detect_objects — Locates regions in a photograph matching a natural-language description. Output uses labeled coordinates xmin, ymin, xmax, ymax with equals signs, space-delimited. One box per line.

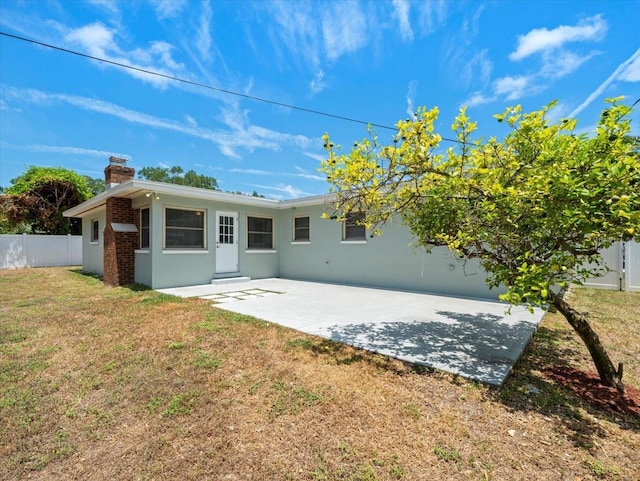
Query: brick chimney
xmin=103 ymin=156 xmax=138 ymax=286
xmin=105 ymin=156 xmax=135 ymax=189
xmin=103 ymin=197 xmax=137 ymax=286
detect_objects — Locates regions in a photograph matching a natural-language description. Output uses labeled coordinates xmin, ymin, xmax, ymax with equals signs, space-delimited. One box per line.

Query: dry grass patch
xmin=1 ymin=268 xmax=638 ymax=480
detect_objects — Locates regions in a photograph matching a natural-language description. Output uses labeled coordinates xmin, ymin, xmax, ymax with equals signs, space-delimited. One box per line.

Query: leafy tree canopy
xmin=138 ymin=166 xmax=219 ymax=190
xmin=1 ymin=166 xmax=93 ymax=234
xmin=320 ymin=97 xmax=639 ymax=392
xmin=84 ymin=175 xmax=106 ymax=196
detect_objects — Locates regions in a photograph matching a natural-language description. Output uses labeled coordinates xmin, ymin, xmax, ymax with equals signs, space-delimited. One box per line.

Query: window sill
xmin=162 ymin=250 xmax=209 ymax=254
xmin=135 ymin=249 xmax=149 ymax=254
xmin=340 ymin=240 xmax=367 ymax=245
xmin=90 ymin=241 xmax=99 ymax=245
xmin=245 ymin=249 xmax=277 ymax=254
xmin=291 ymin=241 xmax=311 ymax=245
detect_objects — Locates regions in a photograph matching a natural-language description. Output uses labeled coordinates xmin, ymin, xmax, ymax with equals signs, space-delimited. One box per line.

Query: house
xmin=64 ymin=157 xmax=499 ymax=299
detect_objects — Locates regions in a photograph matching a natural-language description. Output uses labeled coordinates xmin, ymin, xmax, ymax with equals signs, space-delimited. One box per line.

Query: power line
xmin=1 ymin=31 xmax=405 ymax=131
xmin=5 ymin=31 xmax=635 ymax=147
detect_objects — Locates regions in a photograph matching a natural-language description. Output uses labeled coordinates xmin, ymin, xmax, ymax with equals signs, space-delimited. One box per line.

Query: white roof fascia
xmin=64 ymin=179 xmax=337 ymax=218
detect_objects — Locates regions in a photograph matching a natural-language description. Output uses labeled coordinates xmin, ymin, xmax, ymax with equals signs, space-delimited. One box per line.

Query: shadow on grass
xmin=68 ymin=268 xmax=102 ymax=281
xmin=493 ymin=325 xmax=639 ymax=451
xmin=290 ymin=318 xmax=638 ymax=450
xmin=286 ymin=336 xmax=411 ymax=373
xmin=67 ymin=269 xmax=181 ymax=306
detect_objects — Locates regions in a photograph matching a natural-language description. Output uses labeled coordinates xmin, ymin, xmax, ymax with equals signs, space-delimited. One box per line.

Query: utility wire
xmin=2 ymin=31 xmax=636 ymax=147
xmin=0 ymin=31 xmax=406 ymax=132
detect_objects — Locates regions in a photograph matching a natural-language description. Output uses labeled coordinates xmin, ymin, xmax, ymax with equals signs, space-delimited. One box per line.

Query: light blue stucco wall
xmin=132 ymin=197 xmax=152 ymax=287
xmin=82 ymin=210 xmax=105 ymax=275
xmin=145 ymin=195 xmax=280 ymax=289
xmin=81 ymin=192 xmax=502 ymax=299
xmin=277 ymin=204 xmax=501 ymax=299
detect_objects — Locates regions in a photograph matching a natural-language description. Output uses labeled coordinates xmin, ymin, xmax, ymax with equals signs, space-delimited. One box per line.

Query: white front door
xmin=215 ymin=211 xmax=239 ymax=274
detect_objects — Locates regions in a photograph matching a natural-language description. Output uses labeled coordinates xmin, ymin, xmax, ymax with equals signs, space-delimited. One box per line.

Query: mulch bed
xmin=546 ymin=364 xmax=640 ymax=418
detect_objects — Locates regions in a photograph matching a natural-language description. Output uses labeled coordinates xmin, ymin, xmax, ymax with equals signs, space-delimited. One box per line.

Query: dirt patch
xmin=546 ymin=364 xmax=640 ymax=418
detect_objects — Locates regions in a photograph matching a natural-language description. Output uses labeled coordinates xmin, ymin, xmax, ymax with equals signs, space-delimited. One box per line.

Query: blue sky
xmin=1 ymin=0 xmax=639 ymax=199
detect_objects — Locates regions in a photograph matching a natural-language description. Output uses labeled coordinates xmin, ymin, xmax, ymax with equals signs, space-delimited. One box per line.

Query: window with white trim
xmin=247 ymin=216 xmax=273 ymax=250
xmin=140 ymin=208 xmax=150 ymax=249
xmin=91 ymin=220 xmax=99 ymax=243
xmin=164 ymin=207 xmax=205 ymax=249
xmin=343 ymin=212 xmax=366 ymax=241
xmin=293 ymin=216 xmax=310 ymax=242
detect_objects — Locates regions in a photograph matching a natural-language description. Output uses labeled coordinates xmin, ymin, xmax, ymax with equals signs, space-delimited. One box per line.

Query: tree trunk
xmin=550 ymin=291 xmax=624 ymax=393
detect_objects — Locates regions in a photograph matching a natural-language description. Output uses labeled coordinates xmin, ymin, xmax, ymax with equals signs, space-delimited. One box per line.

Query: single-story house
xmin=64 ymin=157 xmax=500 ymax=299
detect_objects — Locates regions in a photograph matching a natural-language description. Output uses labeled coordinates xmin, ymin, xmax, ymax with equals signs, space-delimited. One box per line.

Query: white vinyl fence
xmin=0 ymin=234 xmax=82 ymax=269
xmin=625 ymin=241 xmax=640 ymax=292
xmin=583 ymin=241 xmax=640 ymax=292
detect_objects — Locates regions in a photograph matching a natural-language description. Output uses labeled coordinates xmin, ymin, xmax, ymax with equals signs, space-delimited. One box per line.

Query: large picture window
xmin=247 ymin=216 xmax=273 ymax=250
xmin=343 ymin=212 xmax=366 ymax=241
xmin=164 ymin=207 xmax=205 ymax=249
xmin=293 ymin=216 xmax=310 ymax=242
xmin=140 ymin=208 xmax=150 ymax=249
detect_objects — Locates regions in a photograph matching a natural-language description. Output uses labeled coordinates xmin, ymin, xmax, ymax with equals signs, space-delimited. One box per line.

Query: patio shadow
xmin=317 ymin=310 xmax=539 ymax=386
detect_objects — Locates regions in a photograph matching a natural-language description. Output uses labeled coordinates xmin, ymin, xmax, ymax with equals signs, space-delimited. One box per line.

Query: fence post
xmin=22 ymin=233 xmax=28 ymax=267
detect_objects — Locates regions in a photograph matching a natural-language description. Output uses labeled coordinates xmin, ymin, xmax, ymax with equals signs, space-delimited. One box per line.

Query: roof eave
xmin=64 ymin=179 xmax=335 ymax=218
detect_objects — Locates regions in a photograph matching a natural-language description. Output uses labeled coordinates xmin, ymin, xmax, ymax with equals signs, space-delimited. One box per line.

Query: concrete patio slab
xmin=158 ymin=279 xmax=545 ymax=386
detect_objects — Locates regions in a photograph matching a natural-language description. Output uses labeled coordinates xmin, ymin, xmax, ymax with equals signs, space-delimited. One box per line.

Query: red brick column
xmin=103 ymin=197 xmax=137 ymax=286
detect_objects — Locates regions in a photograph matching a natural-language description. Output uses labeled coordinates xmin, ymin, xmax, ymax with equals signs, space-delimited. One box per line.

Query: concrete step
xmin=210 ymin=276 xmax=251 ymax=286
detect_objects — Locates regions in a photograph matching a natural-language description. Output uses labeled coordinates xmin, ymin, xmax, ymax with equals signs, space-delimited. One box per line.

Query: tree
xmin=138 ymin=166 xmax=219 ymax=190
xmin=84 ymin=175 xmax=106 ymax=196
xmin=320 ymin=98 xmax=639 ymax=392
xmin=1 ymin=166 xmax=92 ymax=234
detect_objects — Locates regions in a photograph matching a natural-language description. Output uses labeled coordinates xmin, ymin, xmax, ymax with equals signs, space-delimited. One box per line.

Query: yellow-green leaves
xmin=319 ymin=99 xmax=639 ymax=309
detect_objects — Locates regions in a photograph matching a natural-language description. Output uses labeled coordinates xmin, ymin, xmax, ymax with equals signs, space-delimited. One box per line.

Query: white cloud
xmin=65 ymin=22 xmax=114 ymax=57
xmin=510 ymin=15 xmax=607 ymax=61
xmin=195 ymin=0 xmax=213 ymax=62
xmin=2 ymin=142 xmax=130 ymax=159
xmin=541 ymin=49 xmax=599 ymax=79
xmin=570 ymin=47 xmax=640 ymax=118
xmin=86 ymin=0 xmax=119 ymax=15
xmin=264 ymin=2 xmax=322 ymax=71
xmin=461 ymin=49 xmax=492 ymax=87
xmin=150 ymin=0 xmax=188 ymax=20
xmin=494 ymin=75 xmax=536 ymax=101
xmin=416 ymin=0 xmax=447 ymax=36
xmin=230 ymin=168 xmax=273 ymax=176
xmin=251 ymin=183 xmax=314 ymax=199
xmin=184 ymin=114 xmax=198 ymax=127
xmin=302 ymin=151 xmax=326 ymax=162
xmin=406 ymin=80 xmax=418 ymax=118
xmin=392 ymin=0 xmax=414 ymax=42
xmin=228 ymin=166 xmax=324 ymax=182
xmin=322 ymin=2 xmax=368 ymax=61
xmin=619 ymin=52 xmax=640 ymax=82
xmin=293 ymin=172 xmax=325 ymax=181
xmin=5 ymin=86 xmax=313 ymax=159
xmin=444 ymin=6 xmax=490 ymax=89
xmin=64 ymin=22 xmax=185 ymax=88
xmin=463 ymin=91 xmax=495 ymax=108
xmin=310 ymin=70 xmax=327 ymax=95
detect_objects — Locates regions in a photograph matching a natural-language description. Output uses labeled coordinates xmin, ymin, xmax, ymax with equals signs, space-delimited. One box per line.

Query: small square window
xmin=343 ymin=212 xmax=366 ymax=241
xmin=91 ymin=220 xmax=99 ymax=243
xmin=293 ymin=216 xmax=310 ymax=242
